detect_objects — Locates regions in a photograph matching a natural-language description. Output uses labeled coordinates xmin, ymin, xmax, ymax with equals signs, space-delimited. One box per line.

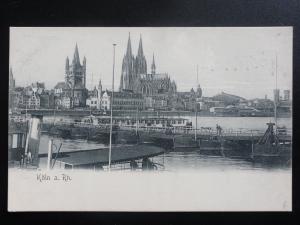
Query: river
xmin=38 ymin=116 xmax=292 ymax=171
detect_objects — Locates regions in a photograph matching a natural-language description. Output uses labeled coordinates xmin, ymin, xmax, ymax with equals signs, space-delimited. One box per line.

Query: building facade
xmin=100 ymin=90 xmax=144 ymax=111
xmin=86 ymin=79 xmax=103 ymax=109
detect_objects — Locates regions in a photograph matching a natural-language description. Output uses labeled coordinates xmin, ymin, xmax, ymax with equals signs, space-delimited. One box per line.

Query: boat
xmin=198 ymin=136 xmax=223 ymax=156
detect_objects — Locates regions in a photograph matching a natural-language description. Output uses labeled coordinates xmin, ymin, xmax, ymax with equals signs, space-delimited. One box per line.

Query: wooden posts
xmin=47 ymin=139 xmax=53 ymax=170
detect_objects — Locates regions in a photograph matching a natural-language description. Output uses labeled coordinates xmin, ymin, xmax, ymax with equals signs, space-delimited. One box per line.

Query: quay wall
xmin=19 ymin=109 xmax=285 ymax=118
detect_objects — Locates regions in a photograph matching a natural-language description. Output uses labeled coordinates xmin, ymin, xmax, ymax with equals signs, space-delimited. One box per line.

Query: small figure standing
xmin=216 ymin=124 xmax=222 ymax=136
xmin=20 ymin=154 xmax=24 ymax=168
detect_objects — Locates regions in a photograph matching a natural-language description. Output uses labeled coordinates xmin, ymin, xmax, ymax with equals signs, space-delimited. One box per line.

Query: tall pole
xmin=275 ymin=53 xmax=278 ymax=134
xmin=136 ymin=107 xmax=139 ymax=135
xmin=195 ymin=65 xmax=199 ymax=141
xmin=197 ymin=64 xmax=199 ymax=84
xmin=109 ymin=44 xmax=116 ymax=171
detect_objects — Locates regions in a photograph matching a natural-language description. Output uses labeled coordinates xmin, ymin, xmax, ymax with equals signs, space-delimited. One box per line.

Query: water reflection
xmin=40 ymin=134 xmax=291 ymax=172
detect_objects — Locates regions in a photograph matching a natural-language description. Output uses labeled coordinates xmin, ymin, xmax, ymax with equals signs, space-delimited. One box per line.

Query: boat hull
xmin=252 ymin=144 xmax=291 ymax=165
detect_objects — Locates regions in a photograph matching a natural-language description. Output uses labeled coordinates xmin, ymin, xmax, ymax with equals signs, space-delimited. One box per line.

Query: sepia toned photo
xmin=8 ymin=27 xmax=292 ymax=211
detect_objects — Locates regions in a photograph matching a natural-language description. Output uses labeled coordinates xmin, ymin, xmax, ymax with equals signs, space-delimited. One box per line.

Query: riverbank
xmin=19 ymin=108 xmax=291 ymax=118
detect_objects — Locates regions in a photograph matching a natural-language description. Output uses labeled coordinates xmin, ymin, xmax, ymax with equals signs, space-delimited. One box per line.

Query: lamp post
xmin=108 ymin=44 xmax=116 ymax=171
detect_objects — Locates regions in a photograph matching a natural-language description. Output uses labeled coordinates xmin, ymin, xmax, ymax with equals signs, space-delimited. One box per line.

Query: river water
xmin=39 ymin=116 xmax=292 ymax=171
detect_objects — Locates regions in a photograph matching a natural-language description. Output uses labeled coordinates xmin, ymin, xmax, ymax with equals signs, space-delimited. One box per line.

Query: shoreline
xmin=17 ymin=109 xmax=291 ymax=118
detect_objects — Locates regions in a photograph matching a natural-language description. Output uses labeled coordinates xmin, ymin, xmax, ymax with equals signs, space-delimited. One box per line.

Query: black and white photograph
xmin=8 ymin=27 xmax=292 ymax=211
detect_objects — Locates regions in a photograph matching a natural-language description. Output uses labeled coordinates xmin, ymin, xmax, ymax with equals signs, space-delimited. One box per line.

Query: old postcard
xmin=8 ymin=27 xmax=292 ymax=211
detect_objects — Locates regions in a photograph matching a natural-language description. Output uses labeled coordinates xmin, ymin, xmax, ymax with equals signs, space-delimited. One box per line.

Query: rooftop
xmin=40 ymin=144 xmax=164 ymax=167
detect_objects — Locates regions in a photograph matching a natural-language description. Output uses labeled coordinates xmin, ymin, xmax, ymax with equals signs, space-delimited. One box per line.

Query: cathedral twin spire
xmin=126 ymin=33 xmax=133 ymax=57
xmin=135 ymin=34 xmax=147 ymax=75
xmin=120 ymin=33 xmax=147 ymax=91
xmin=137 ymin=34 xmax=144 ymax=57
xmin=119 ymin=33 xmax=177 ymax=95
xmin=126 ymin=33 xmax=144 ymax=57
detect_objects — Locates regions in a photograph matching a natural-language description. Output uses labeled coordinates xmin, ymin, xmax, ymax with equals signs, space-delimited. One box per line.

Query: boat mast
xmin=194 ymin=64 xmax=198 ymax=141
xmin=108 ymin=44 xmax=116 ymax=171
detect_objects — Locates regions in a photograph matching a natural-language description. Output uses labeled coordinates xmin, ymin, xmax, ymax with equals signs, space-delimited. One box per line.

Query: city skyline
xmin=9 ymin=27 xmax=292 ymax=99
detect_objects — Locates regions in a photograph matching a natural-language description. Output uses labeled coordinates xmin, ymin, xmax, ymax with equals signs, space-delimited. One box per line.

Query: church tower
xmin=65 ymin=43 xmax=86 ymax=89
xmin=64 ymin=43 xmax=87 ymax=107
xmin=119 ymin=33 xmax=136 ymax=91
xmin=135 ymin=35 xmax=147 ymax=75
xmin=83 ymin=56 xmax=86 ymax=88
xmin=151 ymin=53 xmax=156 ymax=75
xmin=9 ymin=67 xmax=15 ymax=91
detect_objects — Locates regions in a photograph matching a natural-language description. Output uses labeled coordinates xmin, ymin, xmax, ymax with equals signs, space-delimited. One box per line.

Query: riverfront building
xmin=100 ymin=90 xmax=144 ymax=111
xmin=86 ymin=79 xmax=144 ymax=111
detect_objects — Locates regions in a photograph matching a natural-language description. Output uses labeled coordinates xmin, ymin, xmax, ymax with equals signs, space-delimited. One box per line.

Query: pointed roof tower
xmin=9 ymin=67 xmax=15 ymax=90
xmin=126 ymin=33 xmax=132 ymax=57
xmin=65 ymin=56 xmax=69 ymax=69
xmin=151 ymin=53 xmax=156 ymax=74
xmin=137 ymin=34 xmax=144 ymax=57
xmin=73 ymin=43 xmax=81 ymax=65
xmin=98 ymin=78 xmax=102 ymax=88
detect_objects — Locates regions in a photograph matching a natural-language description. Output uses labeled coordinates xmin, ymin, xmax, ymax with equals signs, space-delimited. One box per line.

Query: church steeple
xmin=9 ymin=67 xmax=15 ymax=91
xmin=151 ymin=53 xmax=156 ymax=74
xmin=137 ymin=34 xmax=144 ymax=57
xmin=98 ymin=79 xmax=102 ymax=92
xmin=65 ymin=57 xmax=69 ymax=71
xmin=73 ymin=43 xmax=81 ymax=65
xmin=126 ymin=33 xmax=132 ymax=57
xmin=135 ymin=34 xmax=147 ymax=76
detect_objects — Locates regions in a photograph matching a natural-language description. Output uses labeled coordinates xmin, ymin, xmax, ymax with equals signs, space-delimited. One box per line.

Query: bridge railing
xmin=42 ymin=120 xmax=292 ymax=137
xmin=119 ymin=125 xmax=268 ymax=137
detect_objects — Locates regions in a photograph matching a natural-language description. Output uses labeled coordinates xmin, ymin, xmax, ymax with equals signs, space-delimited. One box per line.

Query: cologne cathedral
xmin=119 ymin=34 xmax=177 ymax=96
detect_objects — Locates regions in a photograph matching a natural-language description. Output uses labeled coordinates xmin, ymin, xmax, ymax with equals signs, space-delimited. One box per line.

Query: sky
xmin=9 ymin=27 xmax=292 ymax=100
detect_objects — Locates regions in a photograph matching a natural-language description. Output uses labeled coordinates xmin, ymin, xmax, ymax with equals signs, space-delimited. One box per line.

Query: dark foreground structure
xmin=39 ymin=143 xmax=165 ymax=170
